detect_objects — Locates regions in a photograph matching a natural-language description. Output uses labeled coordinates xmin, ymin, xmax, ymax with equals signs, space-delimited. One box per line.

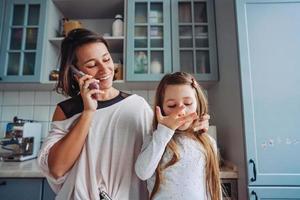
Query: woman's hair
xmin=55 ymin=28 xmax=109 ymax=97
xmin=151 ymin=72 xmax=221 ymax=200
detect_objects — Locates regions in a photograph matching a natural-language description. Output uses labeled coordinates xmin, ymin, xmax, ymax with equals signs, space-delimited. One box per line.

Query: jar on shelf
xmin=112 ymin=14 xmax=124 ymax=37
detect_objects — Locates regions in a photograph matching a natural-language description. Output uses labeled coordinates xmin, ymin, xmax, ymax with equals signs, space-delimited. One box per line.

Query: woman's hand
xmin=76 ymin=74 xmax=102 ymax=112
xmin=192 ymin=114 xmax=210 ymax=133
xmin=156 ymin=106 xmax=198 ymax=131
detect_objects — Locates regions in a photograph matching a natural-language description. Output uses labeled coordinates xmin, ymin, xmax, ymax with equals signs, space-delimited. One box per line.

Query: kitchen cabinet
xmin=171 ymin=0 xmax=218 ymax=81
xmin=126 ymin=0 xmax=218 ymax=81
xmin=249 ymin=187 xmax=300 ymax=200
xmin=43 ymin=179 xmax=55 ymax=200
xmin=44 ymin=0 xmax=125 ymax=83
xmin=0 ymin=178 xmax=43 ymax=200
xmin=0 ymin=0 xmax=4 ymax=48
xmin=0 ymin=0 xmax=47 ymax=82
xmin=235 ymin=0 xmax=300 ymax=198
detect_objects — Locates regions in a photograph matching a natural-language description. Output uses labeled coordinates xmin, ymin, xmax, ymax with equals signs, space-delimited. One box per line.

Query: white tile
xmin=33 ymin=106 xmax=50 ymax=122
xmin=17 ymin=106 xmax=34 ymax=120
xmin=49 ymin=106 xmax=56 ymax=121
xmin=1 ymin=106 xmax=18 ymax=121
xmin=19 ymin=91 xmax=35 ymax=106
xmin=148 ymin=90 xmax=156 ymax=106
xmin=34 ymin=91 xmax=51 ymax=105
xmin=132 ymin=90 xmax=148 ymax=101
xmin=3 ymin=91 xmax=19 ymax=105
xmin=50 ymin=91 xmax=67 ymax=105
xmin=0 ymin=91 xmax=3 ymax=105
xmin=0 ymin=122 xmax=8 ymax=137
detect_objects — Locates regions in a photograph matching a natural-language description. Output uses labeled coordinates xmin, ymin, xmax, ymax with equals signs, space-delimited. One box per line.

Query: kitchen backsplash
xmin=0 ymin=90 xmax=156 ymax=140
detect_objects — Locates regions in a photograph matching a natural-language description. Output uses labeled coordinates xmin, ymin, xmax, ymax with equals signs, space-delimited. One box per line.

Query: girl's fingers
xmin=156 ymin=106 xmax=163 ymax=122
xmin=178 ymin=112 xmax=198 ymax=123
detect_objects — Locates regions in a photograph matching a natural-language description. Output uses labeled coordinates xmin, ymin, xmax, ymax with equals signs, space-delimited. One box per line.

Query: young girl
xmin=135 ymin=72 xmax=221 ymax=200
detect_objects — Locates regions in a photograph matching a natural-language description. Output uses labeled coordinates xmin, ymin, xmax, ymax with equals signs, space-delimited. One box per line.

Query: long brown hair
xmin=55 ymin=28 xmax=109 ymax=97
xmin=151 ymin=72 xmax=221 ymax=200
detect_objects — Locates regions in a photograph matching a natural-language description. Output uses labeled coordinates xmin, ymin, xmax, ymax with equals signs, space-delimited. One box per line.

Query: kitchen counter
xmin=0 ymin=159 xmax=238 ymax=179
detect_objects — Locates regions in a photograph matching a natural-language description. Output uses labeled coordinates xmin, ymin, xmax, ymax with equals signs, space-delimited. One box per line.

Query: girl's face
xmin=162 ymin=84 xmax=198 ymax=131
xmin=76 ymin=42 xmax=114 ymax=90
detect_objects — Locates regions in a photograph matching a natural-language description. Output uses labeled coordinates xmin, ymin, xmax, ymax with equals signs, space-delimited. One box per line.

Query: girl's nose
xmin=177 ymin=105 xmax=186 ymax=117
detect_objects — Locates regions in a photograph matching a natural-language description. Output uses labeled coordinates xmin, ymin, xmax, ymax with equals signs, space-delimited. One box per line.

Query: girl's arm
xmin=135 ymin=124 xmax=174 ymax=180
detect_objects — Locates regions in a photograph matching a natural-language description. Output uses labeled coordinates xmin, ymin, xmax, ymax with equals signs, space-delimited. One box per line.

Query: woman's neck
xmin=96 ymin=87 xmax=119 ymax=101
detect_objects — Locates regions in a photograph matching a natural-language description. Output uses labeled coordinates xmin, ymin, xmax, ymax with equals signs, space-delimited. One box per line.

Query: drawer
xmin=0 ymin=178 xmax=43 ymax=200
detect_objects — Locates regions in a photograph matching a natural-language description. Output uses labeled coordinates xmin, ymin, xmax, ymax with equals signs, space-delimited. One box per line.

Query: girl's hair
xmin=55 ymin=28 xmax=109 ymax=97
xmin=151 ymin=72 xmax=221 ymax=200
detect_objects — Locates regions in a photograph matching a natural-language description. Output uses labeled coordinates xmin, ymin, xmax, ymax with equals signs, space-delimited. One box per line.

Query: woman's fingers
xmin=193 ymin=115 xmax=210 ymax=132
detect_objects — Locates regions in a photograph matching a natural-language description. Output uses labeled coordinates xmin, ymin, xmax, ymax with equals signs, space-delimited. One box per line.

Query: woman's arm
xmin=48 ymin=105 xmax=95 ymax=178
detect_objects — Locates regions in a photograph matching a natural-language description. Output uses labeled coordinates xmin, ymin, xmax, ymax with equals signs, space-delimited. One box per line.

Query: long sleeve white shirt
xmin=135 ymin=124 xmax=217 ymax=200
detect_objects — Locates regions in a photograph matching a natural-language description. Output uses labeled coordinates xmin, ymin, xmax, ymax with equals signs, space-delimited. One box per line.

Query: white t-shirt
xmin=135 ymin=124 xmax=217 ymax=200
xmin=38 ymin=94 xmax=153 ymax=200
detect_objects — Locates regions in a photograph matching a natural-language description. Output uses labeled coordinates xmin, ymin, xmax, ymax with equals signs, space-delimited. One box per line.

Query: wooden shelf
xmin=49 ymin=36 xmax=124 ymax=53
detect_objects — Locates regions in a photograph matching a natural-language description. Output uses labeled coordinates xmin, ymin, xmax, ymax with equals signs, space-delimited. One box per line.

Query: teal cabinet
xmin=126 ymin=0 xmax=218 ymax=81
xmin=126 ymin=0 xmax=172 ymax=81
xmin=171 ymin=0 xmax=218 ymax=81
xmin=0 ymin=0 xmax=46 ymax=82
xmin=0 ymin=178 xmax=43 ymax=200
xmin=43 ymin=179 xmax=56 ymax=200
xmin=249 ymin=187 xmax=300 ymax=200
xmin=0 ymin=0 xmax=4 ymax=48
xmin=235 ymin=0 xmax=300 ymax=197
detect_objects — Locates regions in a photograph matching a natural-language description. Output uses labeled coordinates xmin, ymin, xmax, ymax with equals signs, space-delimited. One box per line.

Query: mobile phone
xmin=70 ymin=65 xmax=100 ymax=98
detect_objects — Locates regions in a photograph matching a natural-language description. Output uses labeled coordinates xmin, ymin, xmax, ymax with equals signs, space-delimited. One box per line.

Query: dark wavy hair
xmin=55 ymin=28 xmax=109 ymax=97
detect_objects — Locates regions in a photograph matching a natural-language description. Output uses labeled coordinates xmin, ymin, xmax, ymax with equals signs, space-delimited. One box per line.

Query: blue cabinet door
xmin=236 ymin=0 xmax=300 ymax=186
xmin=171 ymin=0 xmax=218 ymax=81
xmin=0 ymin=0 xmax=46 ymax=82
xmin=43 ymin=179 xmax=56 ymax=200
xmin=0 ymin=178 xmax=43 ymax=200
xmin=0 ymin=0 xmax=5 ymax=49
xmin=126 ymin=0 xmax=172 ymax=81
xmin=249 ymin=187 xmax=300 ymax=199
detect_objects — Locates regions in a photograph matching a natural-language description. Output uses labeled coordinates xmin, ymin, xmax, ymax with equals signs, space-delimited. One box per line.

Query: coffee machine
xmin=0 ymin=117 xmax=42 ymax=161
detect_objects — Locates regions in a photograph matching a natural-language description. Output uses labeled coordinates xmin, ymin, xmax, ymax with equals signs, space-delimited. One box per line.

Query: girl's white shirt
xmin=135 ymin=124 xmax=217 ymax=200
xmin=38 ymin=94 xmax=153 ymax=200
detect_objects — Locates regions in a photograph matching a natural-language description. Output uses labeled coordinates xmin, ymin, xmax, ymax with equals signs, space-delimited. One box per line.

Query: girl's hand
xmin=156 ymin=106 xmax=198 ymax=131
xmin=76 ymin=74 xmax=102 ymax=112
xmin=192 ymin=114 xmax=210 ymax=133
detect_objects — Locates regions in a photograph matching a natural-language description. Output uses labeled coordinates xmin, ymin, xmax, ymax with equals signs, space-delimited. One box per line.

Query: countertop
xmin=0 ymin=159 xmax=238 ymax=179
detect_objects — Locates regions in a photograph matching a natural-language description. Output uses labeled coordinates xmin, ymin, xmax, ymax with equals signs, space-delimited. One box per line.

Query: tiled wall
xmin=0 ymin=90 xmax=155 ymax=140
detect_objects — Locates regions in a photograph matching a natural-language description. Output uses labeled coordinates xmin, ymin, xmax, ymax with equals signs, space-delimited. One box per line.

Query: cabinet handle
xmin=251 ymin=190 xmax=258 ymax=200
xmin=249 ymin=159 xmax=257 ymax=182
xmin=0 ymin=181 xmax=7 ymax=186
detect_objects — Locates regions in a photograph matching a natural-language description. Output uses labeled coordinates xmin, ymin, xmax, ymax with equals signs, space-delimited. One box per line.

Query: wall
xmin=0 ymin=89 xmax=156 ymax=140
xmin=209 ymin=0 xmax=247 ymax=199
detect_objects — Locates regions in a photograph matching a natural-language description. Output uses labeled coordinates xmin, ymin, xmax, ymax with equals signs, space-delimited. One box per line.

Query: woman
xmin=38 ymin=28 xmax=210 ymax=200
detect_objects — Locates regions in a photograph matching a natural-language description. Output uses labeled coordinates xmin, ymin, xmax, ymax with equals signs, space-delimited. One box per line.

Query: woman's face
xmin=162 ymin=84 xmax=198 ymax=131
xmin=76 ymin=42 xmax=114 ymax=90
